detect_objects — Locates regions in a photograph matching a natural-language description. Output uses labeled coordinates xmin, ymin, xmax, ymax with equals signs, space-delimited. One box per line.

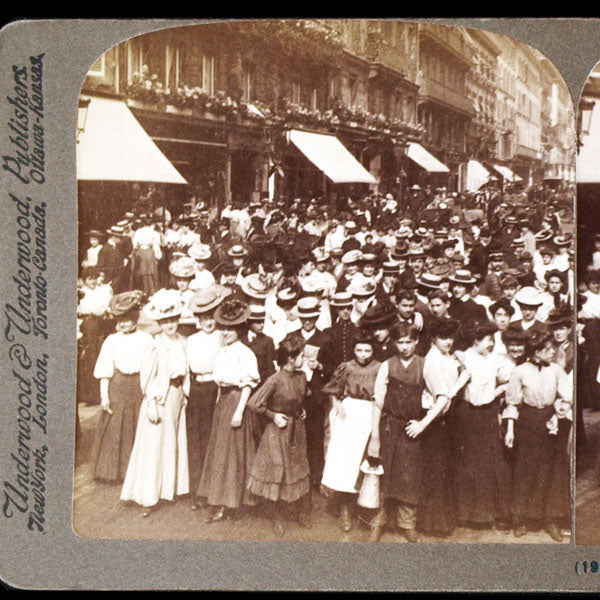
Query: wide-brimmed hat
xmin=416 ymin=273 xmax=444 ymax=289
xmin=410 ymin=184 xmax=421 ymax=191
xmin=359 ymin=302 xmax=397 ymax=328
xmin=539 ymin=244 xmax=556 ymax=256
xmin=188 ymin=243 xmax=212 ymax=261
xmin=511 ymin=237 xmax=525 ymax=248
xmin=169 ymin=256 xmax=196 ymax=279
xmin=277 ymin=283 xmax=302 ymax=304
xmin=330 ymin=292 xmax=353 ymax=307
xmin=294 ymin=297 xmax=321 ymax=319
xmin=144 ymin=288 xmax=184 ymax=321
xmin=553 ymin=235 xmax=571 ymax=247
xmin=342 ymin=250 xmax=363 ymax=265
xmin=514 ymin=286 xmax=544 ymax=307
xmin=361 ymin=253 xmax=377 ymax=264
xmin=348 ymin=281 xmax=377 ymax=299
xmin=241 ymin=273 xmax=276 ymax=299
xmin=489 ymin=252 xmax=504 ymax=262
xmin=546 ymin=305 xmax=572 ymax=327
xmin=190 ymin=285 xmax=232 ymax=314
xmin=312 ymin=247 xmax=330 ymax=263
xmin=536 ymin=230 xmax=553 ymax=243
xmin=109 ymin=290 xmax=145 ymax=318
xmin=227 ymin=244 xmax=248 ymax=258
xmin=215 ymin=298 xmax=251 ymax=326
xmin=86 ymin=229 xmax=106 ymax=241
xmin=449 ymin=269 xmax=476 ymax=285
xmin=431 ymin=260 xmax=452 ymax=278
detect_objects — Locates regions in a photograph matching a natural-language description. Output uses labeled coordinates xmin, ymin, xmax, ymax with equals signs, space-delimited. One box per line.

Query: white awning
xmin=287 ymin=129 xmax=377 ymax=184
xmin=578 ymin=101 xmax=600 ymax=183
xmin=465 ymin=159 xmax=490 ymax=192
xmin=407 ymin=143 xmax=450 ymax=173
xmin=493 ymin=164 xmax=523 ymax=182
xmin=77 ymin=96 xmax=187 ymax=184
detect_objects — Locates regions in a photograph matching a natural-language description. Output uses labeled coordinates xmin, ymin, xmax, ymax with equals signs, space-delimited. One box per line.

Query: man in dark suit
xmin=243 ymin=305 xmax=276 ymax=384
xmin=97 ymin=226 xmax=127 ymax=289
xmin=448 ymin=269 xmax=488 ymax=324
xmin=284 ymin=297 xmax=332 ymax=491
xmin=326 ymin=292 xmax=358 ymax=370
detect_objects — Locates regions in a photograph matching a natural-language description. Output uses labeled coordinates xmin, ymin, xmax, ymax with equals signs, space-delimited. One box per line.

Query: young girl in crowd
xmin=321 ymin=329 xmax=381 ymax=533
xmin=246 ymin=333 xmax=311 ymax=536
xmin=92 ymin=290 xmax=151 ymax=483
xmin=196 ymin=298 xmax=260 ymax=522
xmin=120 ymin=289 xmax=190 ymax=517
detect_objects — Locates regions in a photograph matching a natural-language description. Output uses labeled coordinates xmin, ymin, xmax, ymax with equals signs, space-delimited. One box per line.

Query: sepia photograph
xmin=575 ymin=60 xmax=600 ymax=545
xmin=72 ymin=20 xmax=576 ymax=545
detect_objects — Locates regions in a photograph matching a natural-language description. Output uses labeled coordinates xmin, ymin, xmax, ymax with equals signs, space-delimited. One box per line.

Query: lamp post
xmin=77 ymin=97 xmax=91 ymax=143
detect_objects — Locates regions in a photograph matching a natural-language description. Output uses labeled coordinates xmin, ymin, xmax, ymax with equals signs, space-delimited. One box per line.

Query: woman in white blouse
xmin=196 ymin=298 xmax=261 ymax=522
xmin=120 ymin=289 xmax=190 ymax=517
xmin=453 ymin=321 xmax=512 ymax=530
xmin=91 ymin=291 xmax=151 ymax=483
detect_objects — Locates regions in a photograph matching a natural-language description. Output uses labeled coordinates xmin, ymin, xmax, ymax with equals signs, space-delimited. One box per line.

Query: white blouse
xmin=422 ymin=345 xmax=460 ymax=410
xmin=459 ymin=348 xmax=505 ymax=407
xmin=213 ymin=340 xmax=260 ymax=389
xmin=94 ymin=330 xmax=153 ymax=378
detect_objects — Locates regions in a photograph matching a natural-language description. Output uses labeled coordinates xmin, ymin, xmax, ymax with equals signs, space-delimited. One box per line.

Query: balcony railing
xmin=515 ymin=144 xmax=539 ymax=159
xmin=418 ymin=76 xmax=474 ymax=116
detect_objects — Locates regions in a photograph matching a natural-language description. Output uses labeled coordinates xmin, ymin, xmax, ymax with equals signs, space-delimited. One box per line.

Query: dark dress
xmin=246 ymin=369 xmax=310 ymax=503
xmin=379 ymin=355 xmax=425 ymax=507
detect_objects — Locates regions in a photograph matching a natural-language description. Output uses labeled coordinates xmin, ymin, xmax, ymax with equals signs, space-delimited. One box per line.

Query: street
xmin=74 ymin=404 xmax=568 ymax=544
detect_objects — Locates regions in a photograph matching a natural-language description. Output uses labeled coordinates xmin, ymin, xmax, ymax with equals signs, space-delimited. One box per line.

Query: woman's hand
xmin=405 ymin=419 xmax=426 ymax=439
xmin=101 ymin=395 xmax=113 ymax=415
xmin=367 ymin=435 xmax=380 ymax=458
xmin=273 ymin=413 xmax=288 ymax=429
xmin=147 ymin=398 xmax=160 ymax=424
xmin=504 ymin=428 xmax=514 ymax=448
xmin=231 ymin=411 xmax=243 ymax=428
xmin=298 ymin=408 xmax=307 ymax=422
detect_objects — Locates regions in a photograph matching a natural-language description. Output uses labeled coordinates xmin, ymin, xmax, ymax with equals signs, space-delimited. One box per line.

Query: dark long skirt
xmin=186 ymin=380 xmax=217 ymax=498
xmin=454 ymin=400 xmax=511 ymax=525
xmin=247 ymin=418 xmax=310 ymax=503
xmin=91 ymin=371 xmax=143 ymax=482
xmin=417 ymin=416 xmax=456 ymax=535
xmin=78 ymin=315 xmax=107 ymax=406
xmin=304 ymin=390 xmax=325 ymax=487
xmin=511 ymin=404 xmax=571 ymax=523
xmin=196 ymin=387 xmax=257 ymax=508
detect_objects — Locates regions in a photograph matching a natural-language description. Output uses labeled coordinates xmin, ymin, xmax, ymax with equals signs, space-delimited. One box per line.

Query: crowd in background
xmin=76 ymin=181 xmax=574 ymax=542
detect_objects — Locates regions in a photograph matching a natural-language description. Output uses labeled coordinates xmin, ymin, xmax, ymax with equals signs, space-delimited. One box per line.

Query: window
xmin=88 ymin=54 xmax=106 ymax=77
xmin=126 ymin=39 xmax=143 ymax=85
xmin=292 ymin=81 xmax=301 ymax=104
xmin=179 ymin=45 xmax=214 ymax=94
xmin=203 ymin=55 xmax=215 ymax=95
xmin=311 ymin=88 xmax=318 ymax=111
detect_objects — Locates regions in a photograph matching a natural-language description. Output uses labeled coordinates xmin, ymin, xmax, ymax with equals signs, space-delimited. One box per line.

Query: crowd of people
xmin=76 ymin=182 xmax=574 ymax=542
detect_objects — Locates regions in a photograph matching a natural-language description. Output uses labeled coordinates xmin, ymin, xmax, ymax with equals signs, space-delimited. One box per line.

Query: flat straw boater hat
xmin=144 ymin=288 xmax=185 ymax=321
xmin=342 ymin=249 xmax=363 ymax=265
xmin=248 ymin=304 xmax=267 ymax=321
xmin=169 ymin=256 xmax=196 ymax=279
xmin=188 ymin=243 xmax=212 ymax=261
xmin=227 ymin=244 xmax=248 ymax=258
xmin=214 ymin=298 xmax=251 ymax=326
xmin=109 ymin=290 xmax=145 ymax=318
xmin=294 ymin=296 xmax=321 ymax=319
xmin=348 ymin=280 xmax=377 ymax=299
xmin=106 ymin=225 xmax=128 ymax=238
xmin=449 ymin=269 xmax=477 ymax=285
xmin=190 ymin=284 xmax=232 ymax=314
xmin=416 ymin=273 xmax=444 ymax=289
xmin=330 ymin=291 xmax=353 ymax=307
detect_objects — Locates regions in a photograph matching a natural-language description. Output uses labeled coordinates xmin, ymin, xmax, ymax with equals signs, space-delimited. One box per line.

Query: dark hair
xmin=396 ymin=289 xmax=416 ymax=303
xmin=352 ymin=328 xmax=376 ymax=349
xmin=489 ymin=298 xmax=515 ymax=317
xmin=428 ymin=289 xmax=450 ymax=303
xmin=501 ymin=325 xmax=528 ymax=347
xmin=429 ymin=317 xmax=459 ymax=341
xmin=82 ymin=266 xmax=101 ymax=280
xmin=390 ymin=322 xmax=419 ymax=342
xmin=116 ymin=309 xmax=140 ymax=323
xmin=276 ymin=333 xmax=305 ymax=367
xmin=467 ymin=321 xmax=498 ymax=346
xmin=525 ymin=331 xmax=553 ymax=359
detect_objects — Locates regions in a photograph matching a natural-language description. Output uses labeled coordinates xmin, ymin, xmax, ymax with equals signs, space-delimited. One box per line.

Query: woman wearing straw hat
xmin=185 ymin=285 xmax=231 ymax=510
xmin=120 ymin=289 xmax=190 ymax=517
xmin=196 ymin=298 xmax=261 ymax=522
xmin=91 ymin=291 xmax=151 ymax=483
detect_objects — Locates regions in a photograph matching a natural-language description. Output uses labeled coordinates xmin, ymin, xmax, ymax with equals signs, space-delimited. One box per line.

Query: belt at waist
xmin=170 ymin=375 xmax=184 ymax=388
xmin=192 ymin=373 xmax=214 ymax=383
